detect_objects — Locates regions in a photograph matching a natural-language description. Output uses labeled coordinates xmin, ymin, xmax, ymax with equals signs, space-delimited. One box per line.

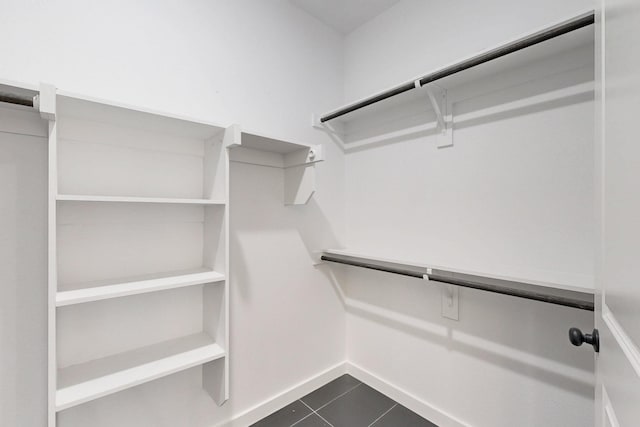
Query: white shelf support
xmin=223 ymin=123 xmax=241 ymax=149
xmin=42 ymin=82 xmax=58 ymax=427
xmin=311 ymin=113 xmax=346 ymax=152
xmin=419 ymin=81 xmax=453 ymax=148
xmin=284 ymin=144 xmax=323 ymax=168
xmin=37 ymin=83 xmax=57 ymax=121
xmin=284 ymin=144 xmax=322 ymax=205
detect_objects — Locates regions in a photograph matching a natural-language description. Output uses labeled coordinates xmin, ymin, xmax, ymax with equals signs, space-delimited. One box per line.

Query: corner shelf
xmin=227 ymin=125 xmax=324 ymax=205
xmin=56 ymin=333 xmax=225 ymax=411
xmin=57 ymin=194 xmax=226 ymax=205
xmin=56 ymin=268 xmax=225 ymax=307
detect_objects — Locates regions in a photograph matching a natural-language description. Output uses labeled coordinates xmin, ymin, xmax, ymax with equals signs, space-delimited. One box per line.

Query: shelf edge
xmin=56 ymin=271 xmax=225 ymax=307
xmin=57 ymin=194 xmax=226 ymax=205
xmin=56 ymin=341 xmax=225 ymax=411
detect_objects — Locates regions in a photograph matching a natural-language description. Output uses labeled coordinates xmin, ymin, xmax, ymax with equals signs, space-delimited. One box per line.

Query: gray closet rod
xmin=0 ymin=93 xmax=34 ymax=107
xmin=320 ymin=10 xmax=595 ymax=123
xmin=321 ymin=254 xmax=595 ymax=311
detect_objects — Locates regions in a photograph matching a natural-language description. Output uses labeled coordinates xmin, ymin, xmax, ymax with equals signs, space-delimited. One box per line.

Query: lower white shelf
xmin=322 ymin=249 xmax=594 ymax=310
xmin=56 ymin=268 xmax=225 ymax=307
xmin=56 ymin=333 xmax=225 ymax=411
xmin=57 ymin=194 xmax=226 ymax=205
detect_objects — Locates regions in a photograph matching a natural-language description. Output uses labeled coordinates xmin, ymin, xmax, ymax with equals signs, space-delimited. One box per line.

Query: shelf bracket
xmin=416 ymin=81 xmax=453 ymax=148
xmin=223 ymin=124 xmax=241 ymax=149
xmin=36 ymin=83 xmax=56 ymax=121
xmin=283 ymin=144 xmax=323 ymax=206
xmin=311 ymin=113 xmax=346 ymax=152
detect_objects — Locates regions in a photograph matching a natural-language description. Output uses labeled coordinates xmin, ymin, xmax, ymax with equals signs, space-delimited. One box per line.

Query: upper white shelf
xmin=240 ymin=130 xmax=316 ymax=154
xmin=57 ymin=91 xmax=225 ymax=140
xmin=56 ymin=333 xmax=225 ymax=411
xmin=55 ymin=91 xmax=231 ymax=202
xmin=227 ymin=125 xmax=325 ymax=205
xmin=57 ymin=268 xmax=225 ymax=307
xmin=229 ymin=127 xmax=324 ymax=168
xmin=57 ymin=194 xmax=226 ymax=205
xmin=317 ymin=12 xmax=594 ymax=125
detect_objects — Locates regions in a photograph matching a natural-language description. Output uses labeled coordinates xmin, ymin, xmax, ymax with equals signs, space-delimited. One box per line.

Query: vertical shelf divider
xmin=41 ymin=83 xmax=58 ymax=427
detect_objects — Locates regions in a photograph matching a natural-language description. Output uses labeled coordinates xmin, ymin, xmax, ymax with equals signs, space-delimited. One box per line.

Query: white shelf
xmin=239 ymin=129 xmax=316 ymax=155
xmin=227 ymin=125 xmax=324 ymax=205
xmin=57 ymin=194 xmax=226 ymax=205
xmin=57 ymin=268 xmax=225 ymax=307
xmin=323 ymin=249 xmax=595 ymax=296
xmin=229 ymin=128 xmax=323 ymax=169
xmin=56 ymin=333 xmax=225 ymax=411
xmin=57 ymin=91 xmax=226 ymax=140
xmin=318 ymin=14 xmax=594 ymax=125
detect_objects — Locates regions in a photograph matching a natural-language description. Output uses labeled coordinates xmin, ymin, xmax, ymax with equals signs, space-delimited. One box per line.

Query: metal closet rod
xmin=320 ymin=254 xmax=595 ymax=311
xmin=320 ymin=10 xmax=595 ymax=123
xmin=0 ymin=93 xmax=34 ymax=107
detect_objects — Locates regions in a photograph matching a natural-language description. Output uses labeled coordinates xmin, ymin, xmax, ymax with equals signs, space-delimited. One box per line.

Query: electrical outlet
xmin=441 ymin=284 xmax=459 ymax=320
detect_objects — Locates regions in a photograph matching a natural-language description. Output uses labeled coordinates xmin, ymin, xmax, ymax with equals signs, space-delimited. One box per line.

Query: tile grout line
xmin=288 ymin=380 xmax=362 ymax=427
xmin=314 ymin=382 xmax=363 ymax=412
xmin=299 ymin=399 xmax=336 ymax=427
xmin=367 ymin=403 xmax=398 ymax=427
xmin=289 ymin=411 xmax=317 ymax=427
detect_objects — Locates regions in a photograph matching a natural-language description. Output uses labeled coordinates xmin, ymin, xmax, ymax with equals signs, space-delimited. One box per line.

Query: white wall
xmin=338 ymin=1 xmax=596 ymax=426
xmin=0 ymin=105 xmax=49 ymax=426
xmin=0 ymin=1 xmax=346 ymax=426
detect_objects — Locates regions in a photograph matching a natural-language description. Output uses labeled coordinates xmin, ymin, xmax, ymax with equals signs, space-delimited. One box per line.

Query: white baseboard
xmin=219 ymin=361 xmax=470 ymax=427
xmin=346 ymin=362 xmax=471 ymax=427
xmin=220 ymin=362 xmax=347 ymax=427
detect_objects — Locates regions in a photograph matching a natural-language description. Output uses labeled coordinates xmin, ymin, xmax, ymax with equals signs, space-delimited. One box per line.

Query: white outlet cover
xmin=441 ymin=284 xmax=459 ymax=321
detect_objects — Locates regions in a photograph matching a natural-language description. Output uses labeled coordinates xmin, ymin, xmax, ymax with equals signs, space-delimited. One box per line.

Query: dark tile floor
xmin=251 ymin=374 xmax=438 ymax=427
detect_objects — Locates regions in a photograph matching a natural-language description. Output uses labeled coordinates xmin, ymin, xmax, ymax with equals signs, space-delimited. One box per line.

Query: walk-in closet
xmin=1 ymin=1 xmax=639 ymax=426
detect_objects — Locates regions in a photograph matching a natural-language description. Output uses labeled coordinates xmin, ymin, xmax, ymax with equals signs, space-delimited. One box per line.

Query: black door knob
xmin=569 ymin=327 xmax=599 ymax=353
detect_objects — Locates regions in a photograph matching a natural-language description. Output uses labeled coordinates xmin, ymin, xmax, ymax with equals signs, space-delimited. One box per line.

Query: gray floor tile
xmin=250 ymin=400 xmax=311 ymax=427
xmin=301 ymin=374 xmax=362 ymax=410
xmin=371 ymin=404 xmax=438 ymax=427
xmin=293 ymin=413 xmax=331 ymax=427
xmin=317 ymin=383 xmax=395 ymax=427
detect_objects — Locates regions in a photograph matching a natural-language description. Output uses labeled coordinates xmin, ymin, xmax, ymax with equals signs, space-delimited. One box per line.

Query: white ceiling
xmin=291 ymin=0 xmax=402 ymax=34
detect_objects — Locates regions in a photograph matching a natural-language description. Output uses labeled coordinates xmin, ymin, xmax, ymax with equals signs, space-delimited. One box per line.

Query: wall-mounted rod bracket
xmin=416 ymin=81 xmax=453 ymax=148
xmin=420 ymin=82 xmax=446 ymax=131
xmin=311 ymin=113 xmax=346 ymax=152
